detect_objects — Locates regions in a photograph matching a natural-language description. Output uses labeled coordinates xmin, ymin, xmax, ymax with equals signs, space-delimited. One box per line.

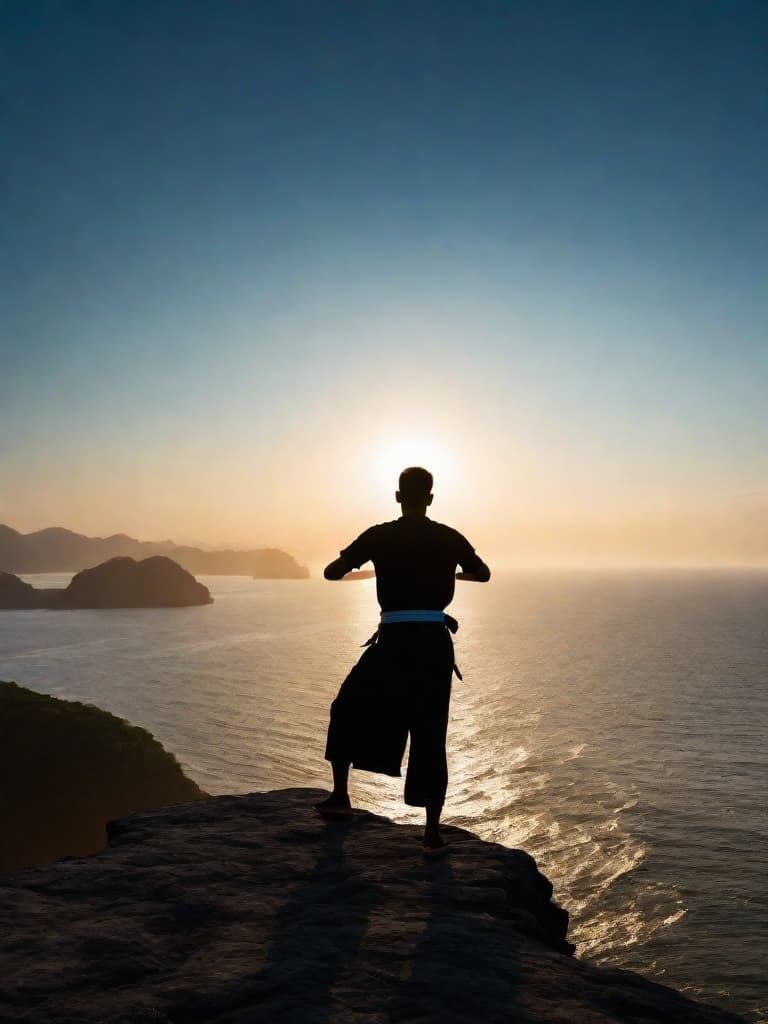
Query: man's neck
xmin=399 ymin=505 xmax=429 ymax=519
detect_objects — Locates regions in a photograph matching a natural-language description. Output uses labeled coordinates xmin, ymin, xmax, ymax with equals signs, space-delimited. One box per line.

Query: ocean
xmin=1 ymin=570 xmax=766 ymax=1022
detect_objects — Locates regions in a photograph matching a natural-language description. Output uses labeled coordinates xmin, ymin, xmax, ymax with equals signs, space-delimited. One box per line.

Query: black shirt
xmin=339 ymin=517 xmax=485 ymax=612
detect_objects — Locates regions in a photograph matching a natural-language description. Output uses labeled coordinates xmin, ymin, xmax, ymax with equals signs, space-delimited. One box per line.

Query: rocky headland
xmin=0 ymin=524 xmax=309 ymax=578
xmin=0 ymin=556 xmax=212 ymax=609
xmin=0 ymin=786 xmax=747 ymax=1023
xmin=0 ymin=682 xmax=208 ymax=872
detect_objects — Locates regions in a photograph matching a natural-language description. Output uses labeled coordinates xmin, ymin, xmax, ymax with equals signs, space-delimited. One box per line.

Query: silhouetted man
xmin=316 ymin=466 xmax=491 ymax=856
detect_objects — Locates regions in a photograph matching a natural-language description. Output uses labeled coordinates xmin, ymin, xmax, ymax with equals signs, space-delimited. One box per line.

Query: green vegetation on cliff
xmin=0 ymin=682 xmax=207 ymax=872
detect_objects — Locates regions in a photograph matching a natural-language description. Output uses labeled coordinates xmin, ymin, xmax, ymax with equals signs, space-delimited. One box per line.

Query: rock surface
xmin=0 ymin=682 xmax=208 ymax=872
xmin=0 ymin=788 xmax=747 ymax=1023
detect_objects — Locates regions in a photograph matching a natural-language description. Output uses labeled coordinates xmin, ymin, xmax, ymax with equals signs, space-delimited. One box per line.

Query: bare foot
xmin=422 ymin=833 xmax=449 ymax=859
xmin=314 ymin=794 xmax=352 ymax=817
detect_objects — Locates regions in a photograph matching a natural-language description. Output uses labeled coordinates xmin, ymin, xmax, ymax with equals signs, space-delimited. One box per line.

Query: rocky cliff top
xmin=0 ymin=788 xmax=747 ymax=1023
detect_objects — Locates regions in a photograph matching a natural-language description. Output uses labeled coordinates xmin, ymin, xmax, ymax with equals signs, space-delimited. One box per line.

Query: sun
xmin=370 ymin=437 xmax=456 ymax=498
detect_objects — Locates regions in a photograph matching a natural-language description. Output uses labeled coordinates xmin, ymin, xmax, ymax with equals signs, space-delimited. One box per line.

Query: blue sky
xmin=2 ymin=1 xmax=766 ymax=560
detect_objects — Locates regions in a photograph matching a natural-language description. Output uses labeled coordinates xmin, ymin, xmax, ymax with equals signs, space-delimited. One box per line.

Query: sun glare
xmin=370 ymin=437 xmax=456 ymax=498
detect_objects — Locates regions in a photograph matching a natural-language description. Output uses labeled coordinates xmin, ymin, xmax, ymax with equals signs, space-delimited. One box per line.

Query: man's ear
xmin=426 ymin=493 xmax=434 ymax=506
xmin=395 ymin=490 xmax=402 ymax=504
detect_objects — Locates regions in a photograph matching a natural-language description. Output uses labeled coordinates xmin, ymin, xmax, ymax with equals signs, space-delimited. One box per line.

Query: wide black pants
xmin=324 ymin=623 xmax=454 ymax=807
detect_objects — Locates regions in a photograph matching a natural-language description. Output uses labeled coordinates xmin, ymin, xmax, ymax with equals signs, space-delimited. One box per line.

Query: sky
xmin=2 ymin=0 xmax=767 ymax=565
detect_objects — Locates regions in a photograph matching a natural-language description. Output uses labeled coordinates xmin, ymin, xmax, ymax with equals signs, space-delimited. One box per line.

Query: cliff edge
xmin=0 ymin=788 xmax=747 ymax=1023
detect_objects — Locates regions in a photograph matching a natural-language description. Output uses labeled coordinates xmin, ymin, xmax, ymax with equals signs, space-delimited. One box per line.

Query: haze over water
xmin=2 ymin=570 xmax=766 ymax=1022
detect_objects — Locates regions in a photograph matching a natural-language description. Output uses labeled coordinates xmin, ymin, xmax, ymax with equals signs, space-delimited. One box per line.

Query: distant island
xmin=0 ymin=524 xmax=309 ymax=577
xmin=0 ymin=556 xmax=212 ymax=609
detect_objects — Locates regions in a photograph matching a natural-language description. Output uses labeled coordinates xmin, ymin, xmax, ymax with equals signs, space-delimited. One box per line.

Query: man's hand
xmin=456 ymin=563 xmax=491 ymax=583
xmin=324 ymin=557 xmax=354 ymax=580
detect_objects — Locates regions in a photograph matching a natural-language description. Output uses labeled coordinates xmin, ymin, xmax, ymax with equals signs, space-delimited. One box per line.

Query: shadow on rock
xmin=387 ymin=851 xmax=531 ymax=1024
xmin=249 ymin=817 xmax=376 ymax=1023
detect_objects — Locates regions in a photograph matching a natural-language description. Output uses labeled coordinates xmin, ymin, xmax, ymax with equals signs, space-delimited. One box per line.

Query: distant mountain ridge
xmin=0 ymin=525 xmax=309 ymax=578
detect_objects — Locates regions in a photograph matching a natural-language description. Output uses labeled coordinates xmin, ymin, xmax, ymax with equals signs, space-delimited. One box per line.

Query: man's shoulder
xmin=372 ymin=518 xmax=460 ymax=539
xmin=352 ymin=521 xmax=397 ymax=543
xmin=426 ymin=519 xmax=469 ymax=543
xmin=362 ymin=518 xmax=470 ymax=546
xmin=366 ymin=520 xmax=398 ymax=533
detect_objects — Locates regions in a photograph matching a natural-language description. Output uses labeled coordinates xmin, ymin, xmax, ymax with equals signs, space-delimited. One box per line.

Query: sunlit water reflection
xmin=1 ymin=570 xmax=766 ymax=1022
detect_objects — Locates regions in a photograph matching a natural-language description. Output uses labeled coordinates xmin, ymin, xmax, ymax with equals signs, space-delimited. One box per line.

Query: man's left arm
xmin=455 ymin=534 xmax=491 ymax=582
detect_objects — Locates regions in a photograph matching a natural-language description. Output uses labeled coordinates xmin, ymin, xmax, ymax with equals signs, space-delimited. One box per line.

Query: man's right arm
xmin=324 ymin=556 xmax=354 ymax=580
xmin=324 ymin=526 xmax=377 ymax=580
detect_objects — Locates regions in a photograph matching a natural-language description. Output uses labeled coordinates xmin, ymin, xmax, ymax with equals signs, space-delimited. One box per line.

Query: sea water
xmin=1 ymin=570 xmax=766 ymax=1022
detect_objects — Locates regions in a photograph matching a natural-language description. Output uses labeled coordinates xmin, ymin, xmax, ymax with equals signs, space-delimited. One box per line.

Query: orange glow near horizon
xmin=4 ymin=401 xmax=767 ymax=568
xmin=369 ymin=437 xmax=457 ymax=502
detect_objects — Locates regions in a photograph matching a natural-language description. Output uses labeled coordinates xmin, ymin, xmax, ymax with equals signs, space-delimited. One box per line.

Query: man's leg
xmin=314 ymin=760 xmax=352 ymax=815
xmin=332 ymin=759 xmax=351 ymax=799
xmin=317 ymin=658 xmax=360 ymax=815
xmin=424 ymin=800 xmax=444 ymax=849
xmin=319 ymin=642 xmax=401 ymax=815
xmin=404 ymin=683 xmax=451 ymax=846
xmin=402 ymin=632 xmax=453 ymax=849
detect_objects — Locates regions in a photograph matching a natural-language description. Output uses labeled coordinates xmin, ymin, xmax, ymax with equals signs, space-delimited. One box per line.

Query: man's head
xmin=396 ymin=466 xmax=433 ymax=514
